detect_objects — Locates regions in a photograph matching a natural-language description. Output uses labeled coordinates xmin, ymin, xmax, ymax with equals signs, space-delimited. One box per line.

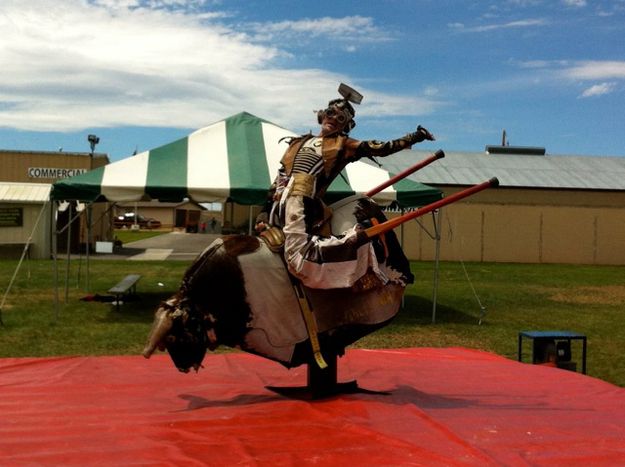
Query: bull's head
xmin=142 ymin=297 xmax=215 ymax=373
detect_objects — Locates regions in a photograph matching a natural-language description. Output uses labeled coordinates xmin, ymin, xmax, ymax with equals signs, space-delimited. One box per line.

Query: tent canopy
xmin=52 ymin=112 xmax=441 ymax=207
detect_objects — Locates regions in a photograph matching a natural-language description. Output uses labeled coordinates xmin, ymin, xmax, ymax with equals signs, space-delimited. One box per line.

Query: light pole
xmin=84 ymin=134 xmax=99 ymax=292
xmin=87 ymin=134 xmax=100 ymax=158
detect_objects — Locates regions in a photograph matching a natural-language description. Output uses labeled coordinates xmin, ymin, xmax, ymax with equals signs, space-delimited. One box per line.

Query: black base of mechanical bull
xmin=143 ymin=197 xmax=414 ymax=396
xmin=266 ymin=348 xmax=392 ymax=400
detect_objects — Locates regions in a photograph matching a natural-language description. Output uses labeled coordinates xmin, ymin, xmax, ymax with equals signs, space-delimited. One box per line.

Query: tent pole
xmin=65 ymin=203 xmax=72 ymax=303
xmin=431 ymin=209 xmax=441 ymax=324
xmin=53 ymin=202 xmax=60 ymax=322
xmin=400 ymin=208 xmax=405 ymax=309
xmin=86 ymin=204 xmax=92 ymax=292
xmin=230 ymin=202 xmax=234 ymax=232
xmin=399 ymin=209 xmax=405 ymax=245
xmin=54 ymin=201 xmax=96 ymax=317
xmin=248 ymin=206 xmax=253 ymax=235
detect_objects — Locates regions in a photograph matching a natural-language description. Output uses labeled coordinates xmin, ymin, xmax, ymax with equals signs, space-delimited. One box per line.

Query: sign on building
xmin=0 ymin=207 xmax=23 ymax=227
xmin=28 ymin=167 xmax=87 ymax=179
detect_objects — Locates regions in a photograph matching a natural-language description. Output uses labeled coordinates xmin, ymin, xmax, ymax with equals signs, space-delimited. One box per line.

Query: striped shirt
xmin=292 ymin=137 xmax=323 ymax=176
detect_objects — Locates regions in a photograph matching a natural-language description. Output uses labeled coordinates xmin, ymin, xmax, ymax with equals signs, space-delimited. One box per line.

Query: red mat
xmin=1 ymin=348 xmax=624 ymax=466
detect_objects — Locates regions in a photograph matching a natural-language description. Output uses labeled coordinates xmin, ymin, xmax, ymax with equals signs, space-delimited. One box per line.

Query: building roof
xmin=0 ymin=149 xmax=108 ymax=159
xmin=0 ymin=182 xmax=51 ymax=203
xmin=377 ymin=148 xmax=625 ymax=191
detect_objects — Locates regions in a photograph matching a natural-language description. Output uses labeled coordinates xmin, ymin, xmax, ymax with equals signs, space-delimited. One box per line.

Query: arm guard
xmin=355 ymin=126 xmax=434 ymax=159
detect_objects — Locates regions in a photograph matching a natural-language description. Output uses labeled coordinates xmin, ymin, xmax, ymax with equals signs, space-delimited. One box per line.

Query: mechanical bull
xmin=143 ymin=196 xmax=412 ymax=372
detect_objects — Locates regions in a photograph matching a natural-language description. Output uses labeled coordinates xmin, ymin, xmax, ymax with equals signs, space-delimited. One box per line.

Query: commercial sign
xmin=28 ymin=167 xmax=87 ymax=179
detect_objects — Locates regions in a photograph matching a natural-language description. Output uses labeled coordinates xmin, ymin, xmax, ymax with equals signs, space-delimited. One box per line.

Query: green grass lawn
xmin=1 ymin=258 xmax=624 ymax=386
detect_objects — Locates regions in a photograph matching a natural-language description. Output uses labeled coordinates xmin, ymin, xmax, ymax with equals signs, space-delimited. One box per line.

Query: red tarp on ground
xmin=1 ymin=348 xmax=624 ymax=466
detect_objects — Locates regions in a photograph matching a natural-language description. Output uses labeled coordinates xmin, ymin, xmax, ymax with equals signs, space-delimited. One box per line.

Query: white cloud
xmin=562 ymin=0 xmax=587 ymax=7
xmin=450 ymin=18 xmax=548 ymax=33
xmin=580 ymin=82 xmax=615 ymax=98
xmin=516 ymin=59 xmax=572 ymax=69
xmin=515 ymin=59 xmax=625 ymax=84
xmin=245 ymin=16 xmax=393 ymax=45
xmin=506 ymin=0 xmax=542 ymax=5
xmin=93 ymin=0 xmax=217 ymax=12
xmin=564 ymin=61 xmax=625 ymax=80
xmin=0 ymin=1 xmax=434 ymax=133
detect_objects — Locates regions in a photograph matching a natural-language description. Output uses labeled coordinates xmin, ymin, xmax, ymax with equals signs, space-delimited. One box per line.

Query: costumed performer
xmin=256 ymin=84 xmax=434 ymax=290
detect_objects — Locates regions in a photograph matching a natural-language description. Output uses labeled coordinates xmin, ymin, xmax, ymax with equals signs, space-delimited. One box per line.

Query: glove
xmin=413 ymin=125 xmax=435 ymax=143
xmin=415 ymin=125 xmax=435 ymax=142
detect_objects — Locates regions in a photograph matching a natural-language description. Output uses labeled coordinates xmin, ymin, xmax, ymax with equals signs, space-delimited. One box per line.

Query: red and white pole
xmin=365 ymin=149 xmax=445 ymax=198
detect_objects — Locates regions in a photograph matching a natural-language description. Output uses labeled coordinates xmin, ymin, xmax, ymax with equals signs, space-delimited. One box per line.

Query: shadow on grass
xmin=100 ymin=291 xmax=171 ymax=323
xmin=397 ymin=295 xmax=484 ymax=326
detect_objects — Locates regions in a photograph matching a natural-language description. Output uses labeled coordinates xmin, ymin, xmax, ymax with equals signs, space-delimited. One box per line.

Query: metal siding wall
xmin=483 ymin=206 xmax=542 ymax=263
xmin=595 ymin=209 xmax=625 ymax=265
xmin=440 ymin=204 xmax=485 ymax=262
xmin=541 ymin=207 xmax=595 ymax=264
xmin=400 ymin=188 xmax=625 ymax=265
xmin=0 ymin=154 xmax=23 ymax=182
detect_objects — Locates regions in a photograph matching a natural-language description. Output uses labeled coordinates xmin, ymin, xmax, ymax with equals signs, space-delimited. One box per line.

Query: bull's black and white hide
xmin=143 ymin=197 xmax=414 ymax=373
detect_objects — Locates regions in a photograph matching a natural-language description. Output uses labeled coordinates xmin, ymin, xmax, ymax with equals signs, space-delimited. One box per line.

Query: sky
xmin=1 ymin=0 xmax=624 ymax=162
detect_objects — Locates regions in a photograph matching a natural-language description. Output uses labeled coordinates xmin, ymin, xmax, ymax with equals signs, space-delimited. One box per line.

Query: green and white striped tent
xmin=51 ymin=112 xmax=441 ymax=206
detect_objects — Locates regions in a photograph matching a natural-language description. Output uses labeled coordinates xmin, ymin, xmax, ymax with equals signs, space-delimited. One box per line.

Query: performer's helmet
xmin=317 ymin=98 xmax=356 ymax=133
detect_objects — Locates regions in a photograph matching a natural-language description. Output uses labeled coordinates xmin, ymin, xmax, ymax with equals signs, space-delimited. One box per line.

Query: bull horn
xmin=142 ymin=307 xmax=174 ymax=359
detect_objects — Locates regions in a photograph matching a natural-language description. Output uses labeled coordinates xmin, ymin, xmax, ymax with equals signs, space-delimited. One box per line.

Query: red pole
xmin=365 ymin=177 xmax=499 ymax=238
xmin=365 ymin=149 xmax=445 ymax=198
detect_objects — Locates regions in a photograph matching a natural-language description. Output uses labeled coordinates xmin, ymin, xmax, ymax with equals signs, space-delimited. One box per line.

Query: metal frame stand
xmin=266 ymin=353 xmax=389 ymax=400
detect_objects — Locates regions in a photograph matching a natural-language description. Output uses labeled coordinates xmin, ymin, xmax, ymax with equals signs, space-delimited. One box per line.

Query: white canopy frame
xmin=52 ymin=200 xmax=120 ymax=320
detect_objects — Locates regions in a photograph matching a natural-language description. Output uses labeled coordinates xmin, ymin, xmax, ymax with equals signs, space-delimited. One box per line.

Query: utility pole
xmin=85 ymin=134 xmax=99 ymax=292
